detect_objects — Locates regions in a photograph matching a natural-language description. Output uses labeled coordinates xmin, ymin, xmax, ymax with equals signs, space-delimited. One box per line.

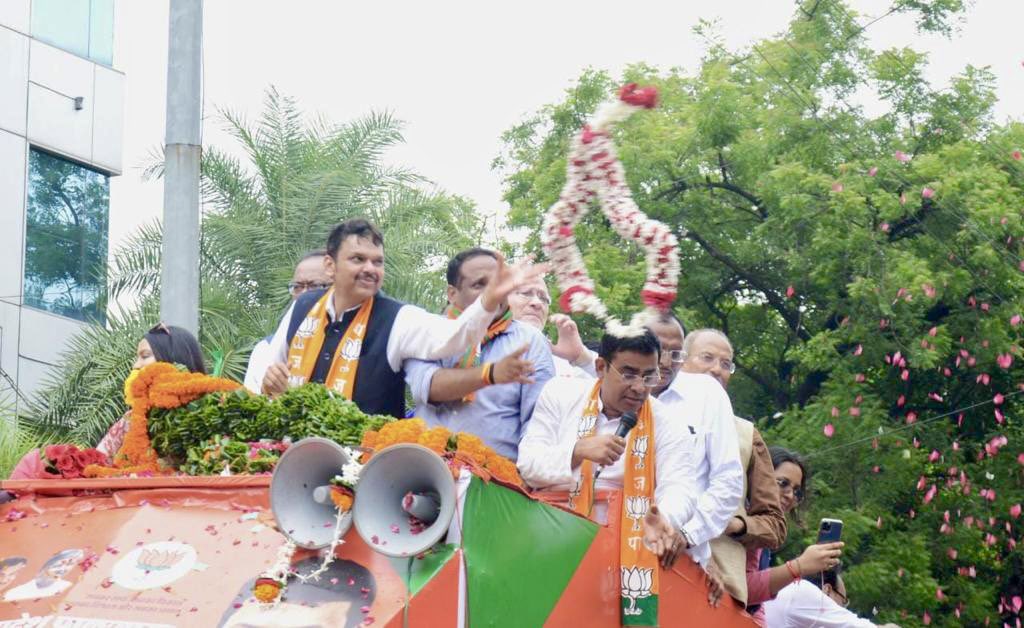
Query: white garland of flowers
xmin=255 ymin=446 xmax=362 ymax=608
xmin=541 ymin=84 xmax=680 ymax=337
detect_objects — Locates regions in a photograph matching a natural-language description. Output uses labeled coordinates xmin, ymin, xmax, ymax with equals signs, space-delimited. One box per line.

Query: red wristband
xmin=785 ymin=560 xmax=800 ymax=581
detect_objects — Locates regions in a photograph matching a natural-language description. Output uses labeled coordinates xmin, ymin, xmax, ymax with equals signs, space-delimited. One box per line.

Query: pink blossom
xmin=868 ymin=166 xmax=878 ymax=176
xmin=1014 ymin=150 xmax=1022 ymax=161
xmin=1011 ymin=504 xmax=1022 ymax=519
xmin=831 ymin=406 xmax=839 ymax=418
xmin=786 ymin=285 xmax=795 ymax=298
xmin=997 ymin=353 xmax=1013 ymax=369
xmin=849 ymin=407 xmax=861 ymax=417
xmin=906 ymin=411 xmax=917 ymax=424
xmin=823 ymin=424 xmax=835 ymax=438
xmin=924 ymin=485 xmax=937 ymax=504
xmin=928 ymin=450 xmax=940 ymax=463
xmin=917 ymin=476 xmax=927 ymax=491
xmin=831 ymin=182 xmax=844 ymax=193
xmin=928 ymin=326 xmax=938 ymax=337
xmin=895 ymin=150 xmax=911 ymax=163
xmin=994 ymin=393 xmax=1005 ymax=405
xmin=922 ymin=187 xmax=935 ymax=199
xmin=923 ymin=611 xmax=931 ymax=625
xmin=855 ymin=373 xmax=865 ymax=383
xmin=897 ymin=395 xmax=906 ymax=407
xmin=901 ymin=369 xmax=910 ymax=381
xmin=936 ymin=588 xmax=945 ymax=601
xmin=853 ymin=344 xmax=863 ymax=356
xmin=947 ymin=548 xmax=958 ymax=560
xmin=1013 ymin=595 xmax=1022 ymax=613
xmin=880 ymin=222 xmax=890 ymax=232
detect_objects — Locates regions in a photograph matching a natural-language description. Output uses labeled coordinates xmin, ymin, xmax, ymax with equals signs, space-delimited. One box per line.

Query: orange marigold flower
xmin=417 ymin=426 xmax=452 ymax=455
xmin=455 ymin=433 xmax=490 ymax=466
xmin=253 ymin=579 xmax=282 ymax=603
xmin=376 ymin=418 xmax=427 ymax=449
xmin=330 ymin=487 xmax=354 ymax=512
xmin=485 ymin=454 xmax=523 ymax=487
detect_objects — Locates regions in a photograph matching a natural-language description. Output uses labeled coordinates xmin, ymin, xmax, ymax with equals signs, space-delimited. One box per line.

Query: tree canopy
xmin=495 ymin=2 xmax=1022 ymax=625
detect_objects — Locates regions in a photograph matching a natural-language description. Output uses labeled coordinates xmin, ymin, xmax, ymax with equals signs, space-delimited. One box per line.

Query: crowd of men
xmin=243 ymin=218 xmax=891 ymax=627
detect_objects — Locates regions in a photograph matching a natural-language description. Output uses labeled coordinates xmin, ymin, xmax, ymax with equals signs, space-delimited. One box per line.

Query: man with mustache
xmin=405 ymin=248 xmax=555 ymax=460
xmin=261 ymin=220 xmax=546 ymax=417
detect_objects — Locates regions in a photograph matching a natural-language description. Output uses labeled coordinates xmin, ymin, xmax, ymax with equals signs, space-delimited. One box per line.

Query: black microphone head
xmin=613 ymin=411 xmax=639 ymax=439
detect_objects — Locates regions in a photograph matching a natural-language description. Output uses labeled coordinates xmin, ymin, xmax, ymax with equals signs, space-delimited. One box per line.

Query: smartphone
xmin=817 ymin=518 xmax=843 ymax=545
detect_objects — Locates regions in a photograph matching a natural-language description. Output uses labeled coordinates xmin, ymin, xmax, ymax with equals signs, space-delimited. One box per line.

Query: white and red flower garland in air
xmin=541 ymin=84 xmax=679 ymax=336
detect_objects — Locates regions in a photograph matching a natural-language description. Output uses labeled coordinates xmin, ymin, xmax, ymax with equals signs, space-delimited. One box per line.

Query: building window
xmin=24 ymin=149 xmax=109 ymax=323
xmin=30 ymin=0 xmax=114 ymax=66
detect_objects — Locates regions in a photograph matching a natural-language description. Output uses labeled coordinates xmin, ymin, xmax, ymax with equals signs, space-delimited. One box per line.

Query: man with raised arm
xmin=261 ymin=219 xmax=546 ymax=417
xmin=405 ymin=248 xmax=555 ymax=460
xmin=506 ymin=275 xmax=597 ymax=378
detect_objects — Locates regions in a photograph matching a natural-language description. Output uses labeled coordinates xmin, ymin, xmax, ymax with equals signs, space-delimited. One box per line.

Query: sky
xmin=108 ymin=0 xmax=1024 ymax=256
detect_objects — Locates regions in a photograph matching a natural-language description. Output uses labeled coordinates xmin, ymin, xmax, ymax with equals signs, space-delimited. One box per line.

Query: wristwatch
xmin=678 ymin=528 xmax=693 ymax=549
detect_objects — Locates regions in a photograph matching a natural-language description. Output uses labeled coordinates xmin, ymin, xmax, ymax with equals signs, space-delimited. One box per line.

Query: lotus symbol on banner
xmin=621 ymin=566 xmax=653 ymax=616
xmin=625 ymin=496 xmax=649 ymax=531
xmin=632 ymin=436 xmax=649 ymax=469
xmin=577 ymin=415 xmax=597 ymax=439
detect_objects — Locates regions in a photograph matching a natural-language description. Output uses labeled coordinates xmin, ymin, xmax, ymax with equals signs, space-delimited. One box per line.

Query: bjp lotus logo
xmin=631 ymin=436 xmax=649 ymax=469
xmin=620 ymin=566 xmax=653 ymax=616
xmin=340 ymin=338 xmax=362 ymax=360
xmin=577 ymin=415 xmax=597 ymax=439
xmin=625 ymin=496 xmax=649 ymax=531
xmin=296 ymin=317 xmax=319 ymax=338
xmin=136 ymin=549 xmax=185 ymax=572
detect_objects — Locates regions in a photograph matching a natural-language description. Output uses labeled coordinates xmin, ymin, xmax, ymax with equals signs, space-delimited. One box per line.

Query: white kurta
xmin=657 ymin=371 xmax=744 ymax=566
xmin=243 ymin=337 xmax=274 ymax=394
xmin=517 ymin=377 xmax=700 ymax=533
xmin=265 ymin=294 xmax=497 ymax=376
xmin=764 ymin=580 xmax=880 ymax=627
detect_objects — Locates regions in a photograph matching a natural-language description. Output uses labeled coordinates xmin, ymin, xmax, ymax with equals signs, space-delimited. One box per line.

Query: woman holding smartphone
xmin=747 ymin=447 xmax=899 ymax=627
xmin=744 ymin=447 xmax=843 ymax=624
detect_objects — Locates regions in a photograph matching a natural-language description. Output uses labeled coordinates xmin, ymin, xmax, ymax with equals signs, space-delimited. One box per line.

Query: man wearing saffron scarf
xmin=405 ymin=248 xmax=555 ymax=460
xmin=518 ymin=329 xmax=712 ymax=625
xmin=261 ymin=221 xmax=546 ymax=418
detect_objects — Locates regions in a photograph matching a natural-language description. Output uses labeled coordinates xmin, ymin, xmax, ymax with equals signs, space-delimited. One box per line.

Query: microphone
xmin=594 ymin=411 xmax=638 ymax=480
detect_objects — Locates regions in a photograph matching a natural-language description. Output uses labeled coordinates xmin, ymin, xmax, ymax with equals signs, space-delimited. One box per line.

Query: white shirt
xmin=657 ymin=371 xmax=744 ymax=566
xmin=265 ymin=293 xmax=496 ymax=378
xmin=764 ymin=580 xmax=879 ymax=627
xmin=243 ymin=336 xmax=274 ymax=393
xmin=517 ymin=377 xmax=699 ymax=532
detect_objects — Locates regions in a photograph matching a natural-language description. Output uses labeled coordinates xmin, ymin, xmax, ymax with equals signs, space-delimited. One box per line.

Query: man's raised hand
xmin=550 ymin=314 xmax=587 ymax=363
xmin=492 ymin=344 xmax=536 ymax=385
xmin=482 ymin=255 xmax=551 ymax=312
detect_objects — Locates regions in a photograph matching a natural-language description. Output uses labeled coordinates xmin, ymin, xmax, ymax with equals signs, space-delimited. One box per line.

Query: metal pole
xmin=160 ymin=0 xmax=202 ymax=334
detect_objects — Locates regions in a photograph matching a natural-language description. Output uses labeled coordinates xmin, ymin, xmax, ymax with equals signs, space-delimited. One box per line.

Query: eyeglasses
xmin=776 ymin=478 xmax=805 ymax=502
xmin=662 ymin=349 xmax=685 ymax=364
xmin=149 ymin=322 xmax=171 ymax=335
xmin=608 ymin=362 xmax=661 ymax=388
xmin=512 ymin=289 xmax=551 ymax=305
xmin=687 ymin=351 xmax=736 ymax=374
xmin=288 ymin=281 xmax=332 ymax=297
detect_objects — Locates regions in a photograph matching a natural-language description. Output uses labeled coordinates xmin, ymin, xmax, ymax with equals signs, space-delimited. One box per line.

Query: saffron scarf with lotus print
xmin=569 ymin=380 xmax=659 ymax=626
xmin=286 ymin=289 xmax=373 ymax=401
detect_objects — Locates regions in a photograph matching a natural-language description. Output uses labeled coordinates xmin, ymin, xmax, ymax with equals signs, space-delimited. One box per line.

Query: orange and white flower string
xmin=541 ymin=84 xmax=680 ymax=336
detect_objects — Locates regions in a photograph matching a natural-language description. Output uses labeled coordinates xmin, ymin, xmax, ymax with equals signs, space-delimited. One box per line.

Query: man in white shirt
xmin=518 ymin=329 xmax=705 ymax=565
xmin=764 ymin=566 xmax=901 ymax=628
xmin=243 ymin=249 xmax=332 ymax=393
xmin=651 ymin=319 xmax=745 ymax=567
xmin=506 ymin=277 xmax=597 ymax=378
xmin=259 ymin=218 xmax=546 ymax=417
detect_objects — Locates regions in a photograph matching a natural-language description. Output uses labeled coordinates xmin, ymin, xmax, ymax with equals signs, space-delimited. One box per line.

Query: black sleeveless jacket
xmin=286 ymin=289 xmax=406 ymax=417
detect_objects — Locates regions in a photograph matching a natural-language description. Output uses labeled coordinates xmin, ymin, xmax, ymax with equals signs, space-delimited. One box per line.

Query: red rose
xmin=618 ymin=83 xmax=658 ymax=109
xmin=82 ymin=448 xmax=108 ymax=466
xmin=44 ymin=444 xmax=73 ymax=461
xmin=55 ymin=454 xmax=83 ymax=479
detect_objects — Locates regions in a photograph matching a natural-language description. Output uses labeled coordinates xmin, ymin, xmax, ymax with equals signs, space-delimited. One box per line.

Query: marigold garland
xmin=85 ymin=362 xmax=242 ymax=478
xmin=359 ymin=419 xmax=523 ymax=487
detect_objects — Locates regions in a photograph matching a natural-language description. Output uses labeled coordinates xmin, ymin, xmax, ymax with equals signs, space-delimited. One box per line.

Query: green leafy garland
xmin=148 ymin=384 xmax=394 ymax=466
